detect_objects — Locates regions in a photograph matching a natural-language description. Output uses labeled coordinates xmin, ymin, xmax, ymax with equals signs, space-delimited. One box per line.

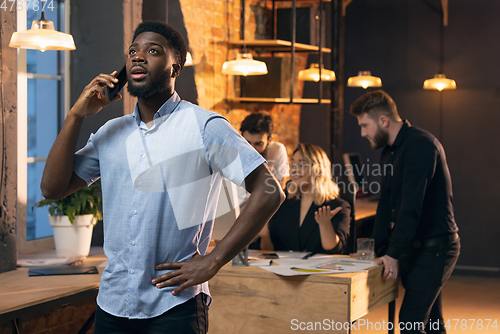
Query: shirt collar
xmin=132 ymin=91 xmax=181 ymax=126
xmin=391 ymin=119 xmax=411 ymax=148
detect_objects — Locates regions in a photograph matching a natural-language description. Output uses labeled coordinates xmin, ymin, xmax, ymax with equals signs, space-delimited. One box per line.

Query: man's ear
xmin=379 ymin=115 xmax=390 ymax=128
xmin=171 ymin=64 xmax=181 ymax=78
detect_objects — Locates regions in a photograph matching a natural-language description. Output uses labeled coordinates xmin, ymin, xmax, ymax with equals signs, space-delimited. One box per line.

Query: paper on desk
xmin=258 ymin=254 xmax=378 ymax=276
xmin=17 ymin=255 xmax=86 ymax=267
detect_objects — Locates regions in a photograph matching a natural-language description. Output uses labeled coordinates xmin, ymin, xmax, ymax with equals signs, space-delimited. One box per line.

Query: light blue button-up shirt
xmin=74 ymin=92 xmax=265 ymax=319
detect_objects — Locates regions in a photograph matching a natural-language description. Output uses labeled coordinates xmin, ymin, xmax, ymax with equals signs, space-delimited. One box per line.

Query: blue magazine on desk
xmin=28 ymin=266 xmax=98 ymax=276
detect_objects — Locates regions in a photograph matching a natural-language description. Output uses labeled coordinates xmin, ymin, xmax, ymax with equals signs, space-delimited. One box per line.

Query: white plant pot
xmin=49 ymin=214 xmax=95 ymax=258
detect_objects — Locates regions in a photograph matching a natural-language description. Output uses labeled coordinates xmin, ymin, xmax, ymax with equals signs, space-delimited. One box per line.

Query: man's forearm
xmin=208 ymin=172 xmax=284 ymax=269
xmin=41 ymin=112 xmax=85 ymax=199
xmin=41 ymin=71 xmax=120 ymax=199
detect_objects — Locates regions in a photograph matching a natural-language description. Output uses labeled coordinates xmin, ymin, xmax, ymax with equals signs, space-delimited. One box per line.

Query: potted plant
xmin=36 ymin=180 xmax=103 ymax=258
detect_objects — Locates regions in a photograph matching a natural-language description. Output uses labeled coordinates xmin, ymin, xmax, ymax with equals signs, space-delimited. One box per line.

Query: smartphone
xmin=106 ymin=65 xmax=127 ymax=101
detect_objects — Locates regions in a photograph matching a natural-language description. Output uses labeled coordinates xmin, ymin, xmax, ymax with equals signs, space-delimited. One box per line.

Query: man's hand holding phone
xmin=70 ymin=69 xmax=124 ymax=119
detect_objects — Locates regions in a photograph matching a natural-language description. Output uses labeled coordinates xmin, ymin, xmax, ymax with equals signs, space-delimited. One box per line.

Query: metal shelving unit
xmin=227 ymin=0 xmax=332 ymax=104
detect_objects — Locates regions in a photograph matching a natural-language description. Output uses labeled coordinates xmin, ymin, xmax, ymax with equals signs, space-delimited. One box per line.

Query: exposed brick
xmin=45 ymin=310 xmax=60 ymax=328
xmin=58 ymin=305 xmax=75 ymax=324
xmin=0 ymin=320 xmax=15 ymax=334
xmin=22 ymin=317 xmax=46 ymax=333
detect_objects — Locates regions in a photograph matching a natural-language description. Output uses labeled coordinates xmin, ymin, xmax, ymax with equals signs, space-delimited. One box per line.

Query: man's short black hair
xmin=132 ymin=21 xmax=187 ymax=71
xmin=240 ymin=113 xmax=273 ymax=137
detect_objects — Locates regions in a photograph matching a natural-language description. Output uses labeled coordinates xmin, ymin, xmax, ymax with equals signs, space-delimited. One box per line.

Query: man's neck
xmin=137 ymin=90 xmax=174 ymax=124
xmin=387 ymin=120 xmax=404 ymax=146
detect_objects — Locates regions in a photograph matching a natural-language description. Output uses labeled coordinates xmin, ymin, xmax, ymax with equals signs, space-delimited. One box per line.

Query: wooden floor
xmin=352 ymin=274 xmax=500 ymax=333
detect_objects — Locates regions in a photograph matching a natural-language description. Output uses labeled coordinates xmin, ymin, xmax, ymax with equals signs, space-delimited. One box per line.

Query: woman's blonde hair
xmin=287 ymin=143 xmax=339 ymax=205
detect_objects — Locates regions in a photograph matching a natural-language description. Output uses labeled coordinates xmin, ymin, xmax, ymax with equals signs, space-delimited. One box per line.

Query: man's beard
xmin=127 ymin=71 xmax=170 ymax=98
xmin=370 ymin=126 xmax=389 ymax=150
xmin=260 ymin=144 xmax=269 ymax=158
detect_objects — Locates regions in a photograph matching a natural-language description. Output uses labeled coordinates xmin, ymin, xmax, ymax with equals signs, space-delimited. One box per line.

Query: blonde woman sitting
xmin=260 ymin=143 xmax=351 ymax=254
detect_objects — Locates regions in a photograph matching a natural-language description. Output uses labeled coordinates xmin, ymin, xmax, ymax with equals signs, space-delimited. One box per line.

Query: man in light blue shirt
xmin=41 ymin=21 xmax=284 ymax=333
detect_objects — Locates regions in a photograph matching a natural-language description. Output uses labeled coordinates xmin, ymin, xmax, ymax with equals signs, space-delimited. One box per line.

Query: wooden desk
xmin=0 ymin=252 xmax=106 ymax=324
xmin=208 ymin=260 xmax=398 ymax=333
xmin=1 ymin=247 xmax=396 ymax=334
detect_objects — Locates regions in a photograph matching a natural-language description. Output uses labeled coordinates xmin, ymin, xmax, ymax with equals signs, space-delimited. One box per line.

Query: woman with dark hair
xmin=260 ymin=143 xmax=351 ymax=254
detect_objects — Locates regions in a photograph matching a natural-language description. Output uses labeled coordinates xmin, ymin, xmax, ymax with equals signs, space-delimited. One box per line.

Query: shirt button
xmin=142 ymin=154 xmax=146 ymax=159
xmin=130 ymin=269 xmax=135 ymax=274
xmin=137 ymin=182 xmax=142 ymax=187
xmin=134 ymin=210 xmax=137 ymax=216
xmin=146 ymin=133 xmax=151 ymax=136
xmin=131 ymin=241 xmax=136 ymax=246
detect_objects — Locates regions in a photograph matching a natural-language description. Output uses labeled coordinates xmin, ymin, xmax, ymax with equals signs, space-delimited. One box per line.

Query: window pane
xmin=26 ymin=77 xmax=59 ymax=241
xmin=24 ymin=1 xmax=66 ymax=243
xmin=26 ymin=3 xmax=64 ymax=76
xmin=27 ymin=161 xmax=52 ymax=240
xmin=27 ymin=78 xmax=59 ymax=158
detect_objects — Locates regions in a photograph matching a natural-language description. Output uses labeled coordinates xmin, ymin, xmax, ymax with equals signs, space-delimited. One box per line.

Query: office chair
xmin=338 ymin=178 xmax=357 ymax=255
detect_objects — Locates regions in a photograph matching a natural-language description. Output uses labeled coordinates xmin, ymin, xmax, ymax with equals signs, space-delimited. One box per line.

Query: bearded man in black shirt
xmin=350 ymin=90 xmax=460 ymax=334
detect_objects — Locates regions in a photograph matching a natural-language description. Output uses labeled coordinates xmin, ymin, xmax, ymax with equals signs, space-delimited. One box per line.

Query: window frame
xmin=17 ymin=0 xmax=72 ymax=254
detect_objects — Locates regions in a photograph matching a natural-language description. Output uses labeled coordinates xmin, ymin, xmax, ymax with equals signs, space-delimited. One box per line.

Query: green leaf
xmin=66 ymin=206 xmax=76 ymax=224
xmin=34 ymin=179 xmax=103 ymax=223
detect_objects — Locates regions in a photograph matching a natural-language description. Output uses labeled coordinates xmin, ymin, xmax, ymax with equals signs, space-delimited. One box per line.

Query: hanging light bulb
xmin=422 ymin=8 xmax=457 ymax=92
xmin=347 ymin=71 xmax=382 ymax=89
xmin=185 ymin=52 xmax=193 ymax=66
xmin=9 ymin=11 xmax=75 ymax=52
xmin=298 ymin=63 xmax=336 ymax=82
xmin=222 ymin=53 xmax=268 ymax=76
xmin=423 ymin=74 xmax=456 ymax=91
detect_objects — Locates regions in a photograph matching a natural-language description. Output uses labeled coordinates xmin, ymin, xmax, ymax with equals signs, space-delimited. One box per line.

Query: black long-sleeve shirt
xmin=373 ymin=120 xmax=459 ymax=259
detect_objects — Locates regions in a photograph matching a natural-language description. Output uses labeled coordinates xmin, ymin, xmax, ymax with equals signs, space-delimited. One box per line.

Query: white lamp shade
xmin=347 ymin=71 xmax=382 ymax=89
xmin=298 ymin=63 xmax=336 ymax=82
xmin=423 ymin=74 xmax=456 ymax=91
xmin=9 ymin=17 xmax=75 ymax=52
xmin=222 ymin=53 xmax=268 ymax=76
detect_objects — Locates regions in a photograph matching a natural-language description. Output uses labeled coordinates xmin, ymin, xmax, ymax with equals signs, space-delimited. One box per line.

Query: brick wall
xmin=0 ymin=297 xmax=96 ymax=334
xmin=0 ymin=0 xmax=17 ymax=275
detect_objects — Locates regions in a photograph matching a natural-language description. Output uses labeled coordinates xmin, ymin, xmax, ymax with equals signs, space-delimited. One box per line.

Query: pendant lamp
xmin=298 ymin=63 xmax=335 ymax=82
xmin=347 ymin=71 xmax=382 ymax=89
xmin=423 ymin=11 xmax=456 ymax=91
xmin=423 ymin=74 xmax=456 ymax=91
xmin=221 ymin=0 xmax=267 ymax=76
xmin=9 ymin=11 xmax=75 ymax=52
xmin=298 ymin=6 xmax=335 ymax=83
xmin=222 ymin=52 xmax=268 ymax=76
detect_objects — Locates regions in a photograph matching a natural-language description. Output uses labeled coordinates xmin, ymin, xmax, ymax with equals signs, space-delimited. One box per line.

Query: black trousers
xmin=93 ymin=293 xmax=209 ymax=334
xmin=398 ymin=239 xmax=460 ymax=334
